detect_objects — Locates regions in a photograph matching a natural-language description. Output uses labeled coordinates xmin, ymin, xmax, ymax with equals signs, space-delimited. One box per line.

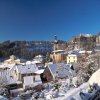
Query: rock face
xmin=89 ymin=68 xmax=100 ymax=87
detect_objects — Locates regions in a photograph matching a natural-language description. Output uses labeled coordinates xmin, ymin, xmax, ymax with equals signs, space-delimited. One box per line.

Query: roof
xmin=34 ymin=69 xmax=44 ymax=74
xmin=16 ymin=64 xmax=38 ymax=74
xmin=32 ymin=60 xmax=41 ymax=64
xmin=0 ymin=63 xmax=15 ymax=70
xmin=68 ymin=51 xmax=81 ymax=57
xmin=0 ymin=95 xmax=8 ymax=100
xmin=67 ymin=54 xmax=77 ymax=57
xmin=26 ymin=61 xmax=32 ymax=64
xmin=47 ymin=63 xmax=76 ymax=78
xmin=79 ymin=50 xmax=92 ymax=54
xmin=52 ymin=50 xmax=65 ymax=53
xmin=6 ymin=76 xmax=22 ymax=85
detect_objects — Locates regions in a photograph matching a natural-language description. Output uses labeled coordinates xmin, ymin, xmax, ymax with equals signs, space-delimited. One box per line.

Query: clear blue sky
xmin=0 ymin=0 xmax=100 ymax=42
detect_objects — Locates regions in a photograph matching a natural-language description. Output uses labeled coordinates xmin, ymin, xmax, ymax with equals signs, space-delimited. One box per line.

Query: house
xmin=41 ymin=63 xmax=76 ymax=83
xmin=4 ymin=55 xmax=26 ymax=64
xmin=11 ymin=64 xmax=44 ymax=89
xmin=11 ymin=64 xmax=38 ymax=81
xmin=66 ymin=51 xmax=81 ymax=64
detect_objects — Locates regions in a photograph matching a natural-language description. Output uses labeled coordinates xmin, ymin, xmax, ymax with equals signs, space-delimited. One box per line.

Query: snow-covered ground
xmin=44 ymin=82 xmax=89 ymax=100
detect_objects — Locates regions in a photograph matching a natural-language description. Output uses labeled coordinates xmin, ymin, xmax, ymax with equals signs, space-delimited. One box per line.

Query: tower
xmin=54 ymin=35 xmax=58 ymax=53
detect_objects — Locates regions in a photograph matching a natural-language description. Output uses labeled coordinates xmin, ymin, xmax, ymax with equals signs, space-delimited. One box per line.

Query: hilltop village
xmin=0 ymin=34 xmax=100 ymax=100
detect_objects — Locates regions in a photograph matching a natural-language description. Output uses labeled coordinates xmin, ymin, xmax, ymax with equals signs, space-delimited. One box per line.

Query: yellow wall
xmin=50 ymin=53 xmax=66 ymax=63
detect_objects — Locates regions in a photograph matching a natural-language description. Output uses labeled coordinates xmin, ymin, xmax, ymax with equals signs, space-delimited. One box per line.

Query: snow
xmin=79 ymin=50 xmax=92 ymax=54
xmin=55 ymin=83 xmax=89 ymax=100
xmin=34 ymin=69 xmax=44 ymax=74
xmin=26 ymin=61 xmax=32 ymax=64
xmin=0 ymin=63 xmax=15 ymax=69
xmin=52 ymin=50 xmax=65 ymax=53
xmin=16 ymin=64 xmax=38 ymax=74
xmin=6 ymin=76 xmax=22 ymax=85
xmin=48 ymin=63 xmax=76 ymax=79
xmin=89 ymin=68 xmax=100 ymax=87
xmin=32 ymin=60 xmax=41 ymax=64
xmin=0 ymin=95 xmax=8 ymax=100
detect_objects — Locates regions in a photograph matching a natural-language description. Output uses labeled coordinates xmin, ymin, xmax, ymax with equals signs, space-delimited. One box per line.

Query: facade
xmin=50 ymin=50 xmax=66 ymax=63
xmin=67 ymin=54 xmax=78 ymax=64
xmin=66 ymin=51 xmax=81 ymax=64
xmin=50 ymin=53 xmax=66 ymax=63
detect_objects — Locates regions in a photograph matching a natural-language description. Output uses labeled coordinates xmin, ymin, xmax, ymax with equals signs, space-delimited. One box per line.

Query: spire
xmin=54 ymin=35 xmax=58 ymax=44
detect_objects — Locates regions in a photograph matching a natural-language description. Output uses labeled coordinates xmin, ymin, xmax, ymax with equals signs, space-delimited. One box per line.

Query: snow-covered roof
xmin=34 ymin=69 xmax=44 ymax=74
xmin=35 ymin=55 xmax=44 ymax=58
xmin=79 ymin=50 xmax=92 ymax=54
xmin=68 ymin=51 xmax=81 ymax=56
xmin=47 ymin=63 xmax=76 ymax=78
xmin=6 ymin=76 xmax=22 ymax=85
xmin=16 ymin=64 xmax=38 ymax=74
xmin=26 ymin=61 xmax=32 ymax=64
xmin=52 ymin=50 xmax=65 ymax=53
xmin=0 ymin=63 xmax=15 ymax=70
xmin=0 ymin=95 xmax=8 ymax=100
xmin=32 ymin=60 xmax=41 ymax=64
xmin=67 ymin=54 xmax=77 ymax=57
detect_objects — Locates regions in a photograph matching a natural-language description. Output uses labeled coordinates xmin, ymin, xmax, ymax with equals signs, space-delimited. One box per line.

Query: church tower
xmin=54 ymin=35 xmax=58 ymax=53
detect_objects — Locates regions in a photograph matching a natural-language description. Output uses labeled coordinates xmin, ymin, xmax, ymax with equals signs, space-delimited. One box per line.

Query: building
xmin=4 ymin=55 xmax=26 ymax=64
xmin=11 ymin=64 xmax=38 ymax=81
xmin=72 ymin=34 xmax=96 ymax=50
xmin=50 ymin=35 xmax=67 ymax=63
xmin=96 ymin=33 xmax=100 ymax=45
xmin=10 ymin=64 xmax=44 ymax=89
xmin=66 ymin=51 xmax=81 ymax=64
xmin=50 ymin=50 xmax=66 ymax=63
xmin=41 ymin=63 xmax=75 ymax=83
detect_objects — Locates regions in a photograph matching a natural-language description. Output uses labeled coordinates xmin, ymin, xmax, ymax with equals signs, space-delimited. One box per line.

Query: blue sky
xmin=0 ymin=0 xmax=100 ymax=41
